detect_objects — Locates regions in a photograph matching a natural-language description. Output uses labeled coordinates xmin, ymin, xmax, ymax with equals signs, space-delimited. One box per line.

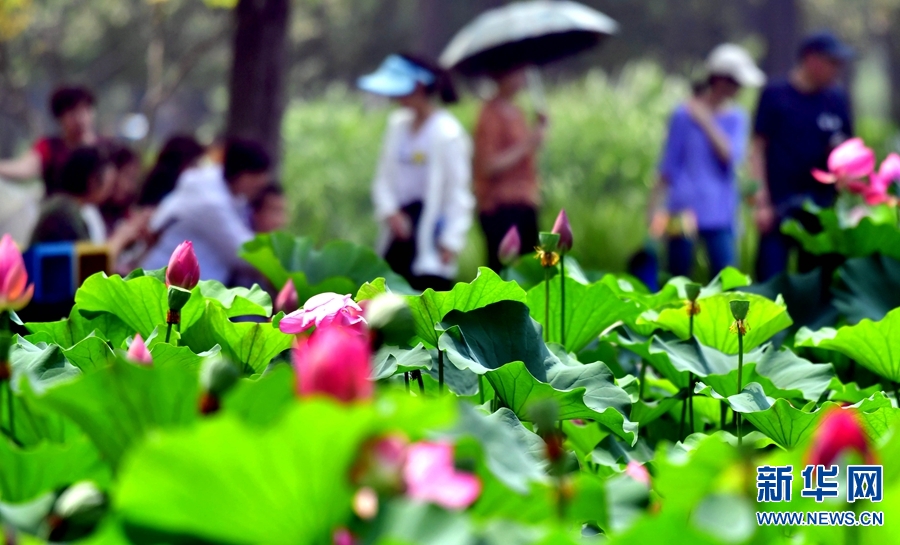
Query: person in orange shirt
xmin=473 ymin=68 xmax=547 ymax=272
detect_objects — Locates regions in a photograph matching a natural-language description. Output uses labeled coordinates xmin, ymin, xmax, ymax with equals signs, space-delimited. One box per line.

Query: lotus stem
xmin=737 ymin=330 xmax=744 ymax=447
xmin=544 ymin=267 xmax=551 ymax=342
xmin=679 ymin=391 xmax=687 ymax=440
xmin=638 ymin=361 xmax=647 ymax=401
xmin=479 ymin=375 xmax=485 ymax=405
xmin=0 ymin=312 xmax=12 ymax=443
xmin=404 ymin=372 xmax=410 ymax=393
xmin=413 ymin=370 xmax=424 ymax=395
xmin=559 ymin=255 xmax=566 ymax=346
xmin=438 ymin=350 xmax=444 ymax=394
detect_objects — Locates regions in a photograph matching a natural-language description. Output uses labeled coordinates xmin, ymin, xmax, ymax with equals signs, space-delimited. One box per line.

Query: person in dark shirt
xmin=0 ymin=86 xmax=103 ymax=194
xmin=751 ymin=31 xmax=854 ymax=281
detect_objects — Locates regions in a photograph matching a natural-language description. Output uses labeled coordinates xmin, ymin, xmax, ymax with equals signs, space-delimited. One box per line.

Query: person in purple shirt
xmin=649 ymin=44 xmax=765 ymax=278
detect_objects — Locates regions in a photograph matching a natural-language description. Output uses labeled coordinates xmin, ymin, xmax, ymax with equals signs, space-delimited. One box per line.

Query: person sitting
xmin=136 ymin=135 xmax=206 ymax=208
xmin=0 ymin=86 xmax=104 ymax=194
xmin=250 ymin=183 xmax=287 ymax=233
xmin=141 ymin=138 xmax=272 ymax=285
xmin=101 ymin=144 xmax=143 ymax=233
xmin=31 ymin=147 xmax=147 ymax=256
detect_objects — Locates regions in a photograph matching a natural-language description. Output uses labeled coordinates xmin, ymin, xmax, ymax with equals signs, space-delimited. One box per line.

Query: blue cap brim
xmin=357 ymin=72 xmax=417 ymax=97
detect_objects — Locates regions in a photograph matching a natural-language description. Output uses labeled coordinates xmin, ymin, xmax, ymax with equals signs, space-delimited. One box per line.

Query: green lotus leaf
xmin=239 ymin=232 xmax=414 ymax=303
xmin=647 ymin=292 xmax=792 ymax=354
xmin=526 ymin=276 xmax=642 ymax=352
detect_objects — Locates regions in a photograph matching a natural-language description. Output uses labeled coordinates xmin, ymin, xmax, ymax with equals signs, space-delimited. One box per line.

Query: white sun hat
xmin=706 ymin=44 xmax=766 ymax=88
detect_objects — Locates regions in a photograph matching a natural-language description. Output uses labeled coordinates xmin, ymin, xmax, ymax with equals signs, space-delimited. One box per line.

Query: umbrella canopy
xmin=439 ymin=0 xmax=618 ymax=76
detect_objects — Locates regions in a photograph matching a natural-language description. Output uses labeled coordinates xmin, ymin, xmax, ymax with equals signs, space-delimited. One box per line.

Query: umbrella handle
xmin=526 ymin=67 xmax=548 ymax=119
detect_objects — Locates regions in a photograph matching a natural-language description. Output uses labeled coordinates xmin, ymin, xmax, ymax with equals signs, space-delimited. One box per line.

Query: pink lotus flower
xmin=551 ymin=209 xmax=573 ymax=253
xmin=812 ymin=138 xmax=875 ymax=185
xmin=498 ymin=226 xmax=521 ymax=267
xmin=625 ymin=461 xmax=650 ymax=486
xmin=403 ymin=442 xmax=481 ymax=510
xmin=0 ymin=234 xmax=33 ymax=312
xmin=279 ymin=292 xmax=366 ymax=335
xmin=274 ymin=279 xmax=299 ymax=314
xmin=126 ymin=333 xmax=153 ymax=365
xmin=849 ymin=153 xmax=900 ymax=205
xmin=166 ymin=241 xmax=200 ymax=290
xmin=807 ymin=407 xmax=874 ymax=468
xmin=292 ymin=326 xmax=372 ymax=403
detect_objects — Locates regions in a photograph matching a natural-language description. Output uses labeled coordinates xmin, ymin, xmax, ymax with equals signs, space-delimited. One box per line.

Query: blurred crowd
xmin=0 ymin=87 xmax=286 ymax=291
xmin=0 ymin=29 xmax=857 ymax=300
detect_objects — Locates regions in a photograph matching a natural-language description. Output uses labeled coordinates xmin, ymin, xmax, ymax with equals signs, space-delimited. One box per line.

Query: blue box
xmin=23 ymin=242 xmax=76 ymax=304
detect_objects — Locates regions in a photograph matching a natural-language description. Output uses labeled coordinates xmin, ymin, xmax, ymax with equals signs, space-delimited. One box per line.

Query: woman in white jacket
xmin=359 ymin=54 xmax=474 ymax=291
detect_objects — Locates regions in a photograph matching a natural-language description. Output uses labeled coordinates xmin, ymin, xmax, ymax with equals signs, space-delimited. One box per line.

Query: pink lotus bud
xmin=279 ymin=292 xmax=366 ymax=335
xmin=625 ymin=461 xmax=650 ymax=486
xmin=292 ymin=326 xmax=373 ymax=403
xmin=403 ymin=442 xmax=481 ymax=509
xmin=551 ymin=209 xmax=573 ymax=253
xmin=274 ymin=279 xmax=299 ymax=314
xmin=812 ymin=138 xmax=875 ymax=185
xmin=166 ymin=241 xmax=200 ymax=290
xmin=498 ymin=226 xmax=521 ymax=267
xmin=333 ymin=529 xmax=356 ymax=545
xmin=808 ymin=407 xmax=874 ymax=468
xmin=0 ymin=234 xmax=33 ymax=312
xmin=126 ymin=333 xmax=153 ymax=365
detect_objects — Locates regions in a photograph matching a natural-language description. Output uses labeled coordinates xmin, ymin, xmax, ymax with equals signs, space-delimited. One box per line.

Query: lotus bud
xmin=808 ymin=407 xmax=874 ymax=467
xmin=292 ymin=326 xmax=373 ymax=403
xmin=0 ymin=234 xmax=33 ymax=313
xmin=551 ymin=209 xmax=573 ymax=253
xmin=274 ymin=279 xmax=299 ymax=315
xmin=498 ymin=226 xmax=521 ymax=267
xmin=126 ymin=334 xmax=153 ymax=365
xmin=166 ymin=241 xmax=200 ymax=291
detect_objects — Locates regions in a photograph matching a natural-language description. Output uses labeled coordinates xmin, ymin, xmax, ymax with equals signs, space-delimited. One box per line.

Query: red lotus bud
xmin=551 ymin=209 xmax=573 ymax=253
xmin=274 ymin=278 xmax=299 ymax=315
xmin=166 ymin=241 xmax=200 ymax=290
xmin=498 ymin=226 xmax=521 ymax=267
xmin=808 ymin=407 xmax=874 ymax=467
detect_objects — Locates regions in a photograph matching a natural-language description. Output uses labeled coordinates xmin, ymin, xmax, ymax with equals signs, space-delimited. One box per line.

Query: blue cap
xmin=799 ymin=31 xmax=854 ymax=61
xmin=357 ymin=55 xmax=436 ymax=97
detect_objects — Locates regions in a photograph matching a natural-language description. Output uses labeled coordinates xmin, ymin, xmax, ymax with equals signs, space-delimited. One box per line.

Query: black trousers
xmin=479 ymin=204 xmax=540 ymax=272
xmin=384 ymin=201 xmax=454 ymax=292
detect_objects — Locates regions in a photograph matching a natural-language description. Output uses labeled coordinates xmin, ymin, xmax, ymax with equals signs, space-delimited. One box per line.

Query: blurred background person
xmin=30 ymin=146 xmax=147 ymax=256
xmin=752 ymin=31 xmax=854 ymax=281
xmin=141 ymin=138 xmax=272 ymax=285
xmin=359 ymin=53 xmax=474 ymax=292
xmin=101 ymin=144 xmax=142 ymax=233
xmin=136 ymin=135 xmax=206 ymax=208
xmin=251 ymin=183 xmax=288 ymax=234
xmin=0 ymin=86 xmax=103 ymax=194
xmin=474 ymin=68 xmax=546 ymax=272
xmin=648 ymin=44 xmax=764 ymax=279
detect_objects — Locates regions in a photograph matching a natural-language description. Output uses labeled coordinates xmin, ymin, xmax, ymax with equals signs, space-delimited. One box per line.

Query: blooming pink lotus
xmin=807 ymin=407 xmax=874 ymax=468
xmin=498 ymin=226 xmax=521 ymax=267
xmin=552 ymin=209 xmax=574 ymax=253
xmin=126 ymin=333 xmax=153 ymax=365
xmin=279 ymin=292 xmax=366 ymax=335
xmin=292 ymin=326 xmax=372 ymax=403
xmin=0 ymin=234 xmax=33 ymax=312
xmin=811 ymin=138 xmax=876 ymax=185
xmin=849 ymin=153 xmax=900 ymax=205
xmin=625 ymin=461 xmax=650 ymax=486
xmin=274 ymin=278 xmax=299 ymax=315
xmin=166 ymin=241 xmax=201 ymax=290
xmin=403 ymin=442 xmax=481 ymax=510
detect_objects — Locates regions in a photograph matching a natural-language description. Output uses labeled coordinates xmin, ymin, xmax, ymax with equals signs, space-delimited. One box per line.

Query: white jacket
xmin=372 ymin=108 xmax=474 ymax=279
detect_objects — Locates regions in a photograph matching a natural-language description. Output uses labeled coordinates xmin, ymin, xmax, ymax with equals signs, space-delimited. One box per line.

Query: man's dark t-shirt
xmin=754 ymin=79 xmax=853 ymax=214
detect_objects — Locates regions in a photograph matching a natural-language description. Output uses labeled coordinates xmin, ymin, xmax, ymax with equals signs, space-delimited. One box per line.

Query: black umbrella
xmin=439 ymin=0 xmax=619 ymax=76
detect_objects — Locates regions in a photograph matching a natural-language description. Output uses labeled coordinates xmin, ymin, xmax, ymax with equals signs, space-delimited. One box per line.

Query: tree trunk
xmin=225 ymin=0 xmax=289 ymax=163
xmin=759 ymin=0 xmax=801 ymax=79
